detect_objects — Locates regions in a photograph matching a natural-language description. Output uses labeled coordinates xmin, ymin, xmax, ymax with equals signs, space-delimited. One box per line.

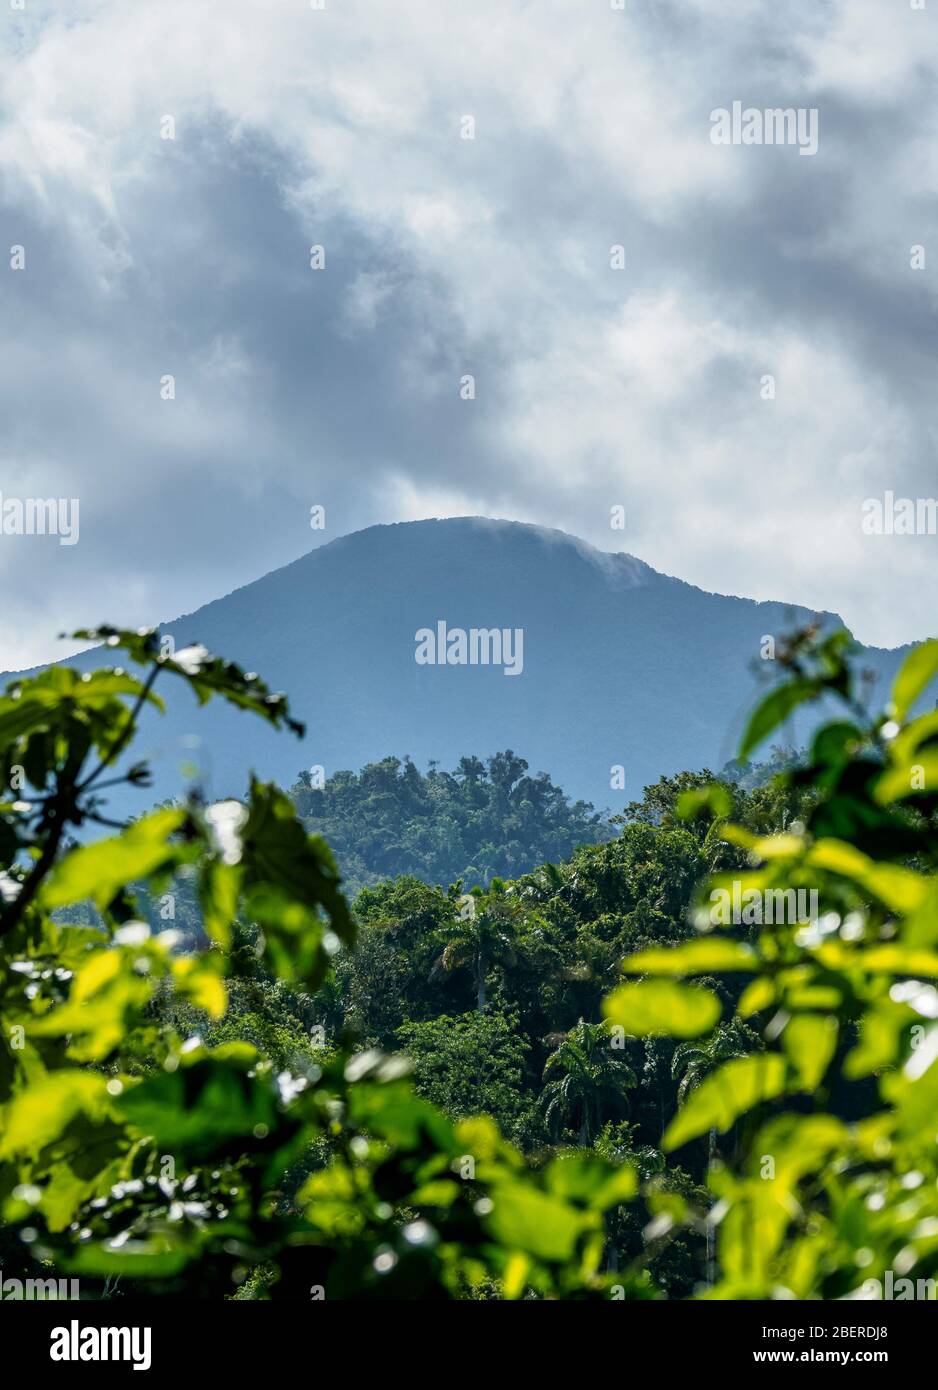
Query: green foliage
xmin=292 ymin=751 xmax=610 ymax=893
xmin=604 ymin=981 xmax=722 ymax=1039
xmin=540 ymin=1020 xmax=637 ymax=1145
xmin=396 ymin=1009 xmax=532 ymax=1141
xmin=665 ymin=1055 xmax=787 ymax=1150
xmin=0 ymin=628 xmax=636 ymax=1299
xmin=637 ymin=626 xmax=938 ymax=1297
xmin=5 ymin=618 xmax=938 ymax=1301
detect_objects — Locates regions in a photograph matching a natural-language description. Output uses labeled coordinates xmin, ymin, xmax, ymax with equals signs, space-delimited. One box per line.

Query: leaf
xmin=543 ymin=1152 xmax=637 ymax=1210
xmin=806 ymin=839 xmax=926 ymax=913
xmin=755 ymin=1113 xmax=848 ymax=1182
xmin=603 ymin=980 xmax=721 ymax=1038
xmin=889 ymin=708 xmax=938 ymax=763
xmin=70 ymin=627 xmax=305 ymax=737
xmin=172 ymin=958 xmax=227 ymax=1018
xmin=890 ymin=640 xmax=938 ymax=722
xmin=676 ymin=784 xmax=732 ymax=821
xmin=198 ymin=858 xmax=240 ymax=949
xmin=0 ymin=670 xmax=165 ymax=785
xmin=817 ymin=942 xmax=938 ymax=977
xmin=881 ymin=1036 xmax=938 ymax=1139
xmin=902 ymin=879 xmax=938 ymax=948
xmin=811 ymin=722 xmax=864 ymax=769
xmin=875 ymin=752 xmax=938 ymax=806
xmin=64 ymin=1242 xmax=192 ymax=1279
xmin=620 ymin=940 xmax=757 ymax=976
xmin=664 ymin=1054 xmax=787 ymax=1150
xmin=0 ymin=1073 xmax=112 ymax=1159
xmin=485 ymin=1180 xmax=592 ymax=1262
xmin=740 ymin=680 xmax=817 ymax=761
xmin=244 ymin=886 xmax=330 ymax=989
xmin=783 ymin=1014 xmax=838 ymax=1092
xmin=240 ymin=779 xmax=355 ymax=952
xmin=28 ymin=967 xmax=152 ymax=1061
xmin=0 ymin=699 xmax=63 ymax=750
xmin=346 ymin=1077 xmax=453 ymax=1152
xmin=845 ymin=1002 xmax=914 ymax=1078
xmin=42 ymin=808 xmax=187 ymax=911
xmin=738 ymin=977 xmax=777 ymax=1017
xmin=117 ymin=1058 xmax=280 ymax=1162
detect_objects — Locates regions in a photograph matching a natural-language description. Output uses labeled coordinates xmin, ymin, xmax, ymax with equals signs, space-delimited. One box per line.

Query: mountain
xmin=1 ymin=518 xmax=911 ymax=813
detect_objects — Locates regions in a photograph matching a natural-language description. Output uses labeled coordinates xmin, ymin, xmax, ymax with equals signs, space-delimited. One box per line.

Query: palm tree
xmin=671 ymin=1018 xmax=758 ymax=1282
xmin=670 ymin=1018 xmax=758 ymax=1108
xmin=540 ymin=1019 xmax=637 ymax=1145
xmin=431 ymin=878 xmax=520 ymax=1012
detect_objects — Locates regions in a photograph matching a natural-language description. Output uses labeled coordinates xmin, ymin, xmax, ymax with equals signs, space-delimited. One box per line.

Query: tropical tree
xmin=671 ymin=1018 xmax=759 ymax=1283
xmin=431 ymin=877 xmax=521 ymax=1011
xmin=604 ymin=626 xmax=938 ymax=1298
xmin=291 ymin=749 xmax=609 ymax=893
xmin=0 ymin=627 xmax=643 ymax=1300
xmin=540 ymin=1019 xmax=637 ymax=1145
xmin=395 ymin=1008 xmax=532 ymax=1140
xmin=671 ymin=1018 xmax=760 ymax=1107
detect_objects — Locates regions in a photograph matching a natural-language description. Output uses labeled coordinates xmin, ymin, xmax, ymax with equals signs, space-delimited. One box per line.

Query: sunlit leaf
xmin=42 ymin=808 xmax=187 ymax=911
xmin=485 ymin=1180 xmax=593 ymax=1262
xmin=807 ymin=839 xmax=927 ymax=913
xmin=890 ymin=640 xmax=938 ymax=722
xmin=875 ymin=752 xmax=938 ymax=805
xmin=740 ymin=680 xmax=818 ymax=760
xmin=676 ymin=784 xmax=732 ymax=821
xmin=664 ymin=1055 xmax=787 ymax=1150
xmin=783 ymin=1014 xmax=838 ymax=1092
xmin=620 ymin=940 xmax=757 ymax=976
xmin=0 ymin=1072 xmax=112 ymax=1159
xmin=604 ymin=980 xmax=721 ymax=1038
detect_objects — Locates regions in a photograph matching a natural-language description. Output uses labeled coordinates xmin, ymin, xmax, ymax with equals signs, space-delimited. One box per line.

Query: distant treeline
xmin=291 ymin=751 xmax=613 ymax=893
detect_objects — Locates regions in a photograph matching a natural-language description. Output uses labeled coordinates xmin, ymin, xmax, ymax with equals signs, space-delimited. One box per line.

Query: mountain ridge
xmin=155 ymin=518 xmax=854 ymax=640
xmin=1 ymin=517 xmax=911 ymax=811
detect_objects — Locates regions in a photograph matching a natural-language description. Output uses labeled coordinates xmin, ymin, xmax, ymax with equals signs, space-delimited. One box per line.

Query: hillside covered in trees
xmin=4 ymin=623 xmax=938 ymax=1307
xmin=161 ymin=757 xmax=821 ymax=1295
xmin=291 ymin=750 xmax=612 ymax=892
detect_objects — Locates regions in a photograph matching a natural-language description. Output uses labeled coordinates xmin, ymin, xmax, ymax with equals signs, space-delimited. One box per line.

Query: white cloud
xmin=0 ymin=0 xmax=936 ymax=665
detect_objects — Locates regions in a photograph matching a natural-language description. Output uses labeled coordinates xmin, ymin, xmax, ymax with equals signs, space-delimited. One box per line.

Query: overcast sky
xmin=1 ymin=0 xmax=936 ymax=669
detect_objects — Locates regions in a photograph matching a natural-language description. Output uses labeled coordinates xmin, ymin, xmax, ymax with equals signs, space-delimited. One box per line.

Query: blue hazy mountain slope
xmin=1 ymin=518 xmax=911 ymax=812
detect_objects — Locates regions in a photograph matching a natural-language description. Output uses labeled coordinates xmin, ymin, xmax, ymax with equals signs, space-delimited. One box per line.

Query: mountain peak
xmin=3 ymin=516 xmax=906 ymax=814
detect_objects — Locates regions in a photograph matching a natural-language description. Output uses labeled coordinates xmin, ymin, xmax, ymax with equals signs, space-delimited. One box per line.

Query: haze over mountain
xmin=3 ymin=518 xmax=912 ymax=813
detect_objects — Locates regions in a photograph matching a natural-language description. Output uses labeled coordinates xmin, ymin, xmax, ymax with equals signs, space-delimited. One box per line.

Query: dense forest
xmin=3 ymin=624 xmax=938 ymax=1302
xmin=290 ymin=751 xmax=612 ymax=892
xmin=166 ymin=758 xmax=816 ymax=1295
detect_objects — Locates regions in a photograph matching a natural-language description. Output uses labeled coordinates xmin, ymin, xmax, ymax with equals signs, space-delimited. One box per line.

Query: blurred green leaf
xmin=117 ymin=1057 xmax=281 ymax=1162
xmin=620 ymin=940 xmax=757 ymax=976
xmin=240 ymin=780 xmax=355 ymax=956
xmin=740 ymin=680 xmax=817 ymax=761
xmin=890 ymin=639 xmax=938 ymax=722
xmin=676 ymin=784 xmax=732 ymax=821
xmin=0 ymin=1073 xmax=113 ymax=1159
xmin=664 ymin=1055 xmax=787 ymax=1150
xmin=604 ymin=980 xmax=721 ymax=1038
xmin=42 ymin=808 xmax=187 ymax=911
xmin=783 ymin=1014 xmax=838 ymax=1092
xmin=485 ymin=1180 xmax=593 ymax=1263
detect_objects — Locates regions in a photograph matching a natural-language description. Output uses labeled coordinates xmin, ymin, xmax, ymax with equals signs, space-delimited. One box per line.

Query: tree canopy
xmin=291 ymin=751 xmax=610 ymax=893
xmin=3 ymin=622 xmax=938 ymax=1301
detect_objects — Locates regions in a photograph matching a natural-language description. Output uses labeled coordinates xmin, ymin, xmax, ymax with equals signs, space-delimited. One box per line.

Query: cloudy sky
xmin=1 ymin=0 xmax=936 ymax=669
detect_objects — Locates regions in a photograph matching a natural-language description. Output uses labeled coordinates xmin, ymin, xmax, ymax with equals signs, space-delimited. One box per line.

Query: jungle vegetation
xmin=2 ymin=624 xmax=938 ymax=1300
